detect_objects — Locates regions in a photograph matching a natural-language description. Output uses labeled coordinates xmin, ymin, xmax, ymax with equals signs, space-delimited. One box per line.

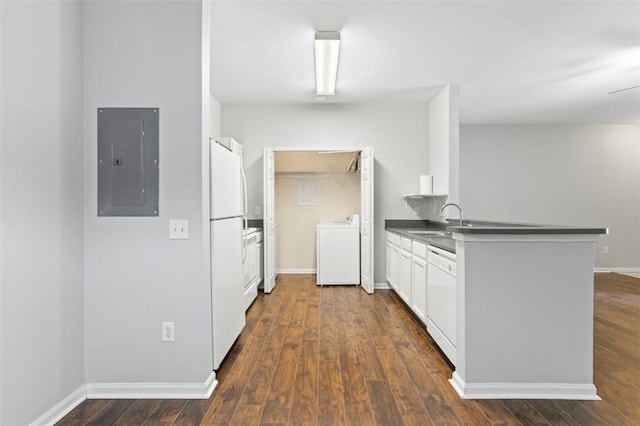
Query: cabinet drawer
xmin=401 ymin=236 xmax=412 ymax=251
xmin=412 ymin=241 xmax=427 ymax=259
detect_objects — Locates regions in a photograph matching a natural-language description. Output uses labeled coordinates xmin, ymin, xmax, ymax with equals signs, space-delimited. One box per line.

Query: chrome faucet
xmin=440 ymin=203 xmax=463 ymax=226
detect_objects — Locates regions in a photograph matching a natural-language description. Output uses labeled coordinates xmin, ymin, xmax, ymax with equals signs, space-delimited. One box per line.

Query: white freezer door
xmin=211 ymin=217 xmax=246 ymax=369
xmin=210 ymin=141 xmax=242 ymax=220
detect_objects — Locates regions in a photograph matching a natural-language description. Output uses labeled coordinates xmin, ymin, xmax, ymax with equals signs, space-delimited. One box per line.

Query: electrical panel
xmin=97 ymin=107 xmax=159 ymax=216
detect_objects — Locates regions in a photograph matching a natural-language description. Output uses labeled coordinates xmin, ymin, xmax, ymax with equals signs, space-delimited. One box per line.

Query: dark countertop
xmin=447 ymin=223 xmax=607 ymax=235
xmin=444 ymin=218 xmax=606 ymax=235
xmin=385 ymin=220 xmax=456 ymax=253
xmin=386 ymin=219 xmax=606 ymax=235
xmin=385 ymin=219 xmax=607 ymax=253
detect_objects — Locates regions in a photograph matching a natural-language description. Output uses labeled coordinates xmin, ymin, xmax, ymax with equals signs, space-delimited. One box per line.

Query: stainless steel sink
xmin=406 ymin=230 xmax=451 ymax=237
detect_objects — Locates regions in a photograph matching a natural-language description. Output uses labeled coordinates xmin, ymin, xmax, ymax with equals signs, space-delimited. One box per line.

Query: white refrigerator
xmin=210 ymin=137 xmax=246 ymax=369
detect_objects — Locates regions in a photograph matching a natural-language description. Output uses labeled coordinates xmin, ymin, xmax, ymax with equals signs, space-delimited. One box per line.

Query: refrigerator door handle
xmin=240 ymin=167 xmax=248 ymax=220
xmin=242 ymin=220 xmax=247 ymax=263
xmin=240 ymin=158 xmax=248 ymax=263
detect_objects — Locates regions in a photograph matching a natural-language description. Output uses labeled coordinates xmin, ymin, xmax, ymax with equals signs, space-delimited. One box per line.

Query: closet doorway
xmin=263 ymin=147 xmax=374 ymax=294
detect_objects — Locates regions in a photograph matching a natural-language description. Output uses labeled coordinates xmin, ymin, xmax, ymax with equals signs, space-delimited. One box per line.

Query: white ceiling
xmin=210 ymin=0 xmax=640 ymax=124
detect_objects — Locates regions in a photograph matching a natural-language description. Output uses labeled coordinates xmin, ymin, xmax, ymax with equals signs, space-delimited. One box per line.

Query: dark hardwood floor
xmin=57 ymin=272 xmax=639 ymax=425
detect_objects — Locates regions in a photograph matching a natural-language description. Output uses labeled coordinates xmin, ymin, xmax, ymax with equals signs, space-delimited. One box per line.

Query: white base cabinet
xmin=243 ymin=230 xmax=263 ymax=311
xmin=411 ymin=241 xmax=428 ymax=324
xmin=385 ymin=231 xmax=434 ymax=327
xmin=385 ymin=230 xmax=455 ymax=359
xmin=257 ymin=233 xmax=263 ymax=286
xmin=391 ymin=234 xmax=401 ymax=291
xmin=398 ymin=237 xmax=412 ymax=304
xmin=386 ymin=232 xmax=394 ymax=287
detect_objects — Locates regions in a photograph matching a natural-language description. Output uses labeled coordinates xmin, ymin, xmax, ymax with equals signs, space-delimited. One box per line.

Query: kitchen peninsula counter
xmin=385 ymin=218 xmax=607 ymax=400
xmin=386 ymin=218 xmax=606 ymax=234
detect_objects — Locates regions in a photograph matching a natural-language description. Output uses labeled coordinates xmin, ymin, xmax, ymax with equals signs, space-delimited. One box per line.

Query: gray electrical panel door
xmin=98 ymin=107 xmax=159 ymax=216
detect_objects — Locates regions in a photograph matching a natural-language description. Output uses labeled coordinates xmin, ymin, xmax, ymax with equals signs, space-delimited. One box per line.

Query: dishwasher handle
xmin=428 ymin=248 xmax=457 ymax=276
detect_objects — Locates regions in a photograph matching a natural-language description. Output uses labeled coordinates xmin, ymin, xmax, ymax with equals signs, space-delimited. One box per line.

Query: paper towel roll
xmin=419 ymin=175 xmax=433 ymax=195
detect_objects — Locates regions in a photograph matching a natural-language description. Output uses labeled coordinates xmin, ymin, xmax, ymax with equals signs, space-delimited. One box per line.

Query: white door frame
xmin=262 ymin=146 xmax=375 ymax=294
xmin=262 ymin=147 xmax=276 ymax=293
xmin=359 ymin=147 xmax=375 ymax=294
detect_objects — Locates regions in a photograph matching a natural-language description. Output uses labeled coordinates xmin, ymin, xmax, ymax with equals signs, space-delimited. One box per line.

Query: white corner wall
xmin=221 ymin=103 xmax=430 ymax=284
xmin=83 ymin=0 xmax=212 ymax=387
xmin=428 ymin=84 xmax=460 ymax=203
xmin=0 ymin=1 xmax=4 ymax=419
xmin=210 ymin=95 xmax=221 ymax=139
xmin=460 ymin=124 xmax=640 ymax=269
xmin=0 ymin=1 xmax=85 ymax=424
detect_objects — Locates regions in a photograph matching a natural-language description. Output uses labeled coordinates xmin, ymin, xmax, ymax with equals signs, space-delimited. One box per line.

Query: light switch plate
xmin=169 ymin=219 xmax=189 ymax=240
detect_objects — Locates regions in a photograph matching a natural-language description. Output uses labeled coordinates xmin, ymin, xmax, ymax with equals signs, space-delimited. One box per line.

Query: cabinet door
xmin=244 ymin=234 xmax=257 ymax=285
xmin=386 ymin=241 xmax=394 ymax=286
xmin=392 ymin=244 xmax=401 ymax=291
xmin=412 ymin=255 xmax=427 ymax=324
xmin=399 ymin=248 xmax=412 ymax=304
xmin=257 ymin=240 xmax=263 ymax=284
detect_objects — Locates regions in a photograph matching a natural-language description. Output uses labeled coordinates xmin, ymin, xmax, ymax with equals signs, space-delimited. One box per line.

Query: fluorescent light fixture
xmin=315 ymin=31 xmax=340 ymax=96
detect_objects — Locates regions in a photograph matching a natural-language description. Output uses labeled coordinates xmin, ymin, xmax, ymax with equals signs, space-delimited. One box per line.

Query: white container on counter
xmin=420 ymin=175 xmax=433 ymax=194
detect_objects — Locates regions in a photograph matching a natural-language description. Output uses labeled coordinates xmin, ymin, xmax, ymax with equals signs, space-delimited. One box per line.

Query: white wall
xmin=460 ymin=124 xmax=640 ymax=269
xmin=210 ymin=95 xmax=221 ymax=139
xmin=428 ymin=84 xmax=460 ymax=202
xmin=0 ymin=1 xmax=85 ymax=424
xmin=1 ymin=1 xmax=4 ymax=419
xmin=275 ymin=172 xmax=360 ymax=271
xmin=275 ymin=151 xmax=361 ymax=272
xmin=83 ymin=0 xmax=212 ymax=385
xmin=222 ymin=103 xmax=430 ymax=284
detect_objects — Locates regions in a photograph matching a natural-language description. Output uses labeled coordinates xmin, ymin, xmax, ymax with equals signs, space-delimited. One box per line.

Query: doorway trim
xmin=262 ymin=146 xmax=375 ymax=294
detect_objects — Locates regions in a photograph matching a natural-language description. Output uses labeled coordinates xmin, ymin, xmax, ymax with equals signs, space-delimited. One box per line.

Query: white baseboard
xmin=449 ymin=372 xmax=600 ymax=400
xmin=30 ymin=385 xmax=87 ymax=426
xmin=31 ymin=373 xmax=217 ymax=425
xmin=86 ymin=371 xmax=217 ymax=399
xmin=277 ymin=268 xmax=316 ymax=274
xmin=594 ymin=267 xmax=640 ymax=274
xmin=374 ymin=281 xmax=390 ymax=289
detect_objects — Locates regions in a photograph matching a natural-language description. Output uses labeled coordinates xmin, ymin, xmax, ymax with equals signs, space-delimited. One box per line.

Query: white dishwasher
xmin=426 ymin=245 xmax=457 ymax=365
xmin=316 ymin=222 xmax=360 ymax=285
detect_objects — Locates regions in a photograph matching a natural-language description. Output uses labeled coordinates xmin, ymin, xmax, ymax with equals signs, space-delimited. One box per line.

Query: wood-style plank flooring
xmin=57 ymin=273 xmax=640 ymax=425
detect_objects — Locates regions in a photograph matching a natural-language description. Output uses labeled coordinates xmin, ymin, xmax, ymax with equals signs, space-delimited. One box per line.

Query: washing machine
xmin=316 ymin=217 xmax=360 ymax=285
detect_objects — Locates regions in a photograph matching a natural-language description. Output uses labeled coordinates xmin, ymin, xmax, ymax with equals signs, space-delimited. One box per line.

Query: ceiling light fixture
xmin=315 ymin=31 xmax=340 ymax=96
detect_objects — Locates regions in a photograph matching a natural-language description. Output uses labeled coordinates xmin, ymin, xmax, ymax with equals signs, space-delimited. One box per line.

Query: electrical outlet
xmin=169 ymin=220 xmax=189 ymax=240
xmin=162 ymin=321 xmax=175 ymax=342
xmin=603 ymin=246 xmax=609 ymax=255
xmin=254 ymin=206 xmax=261 ymax=215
